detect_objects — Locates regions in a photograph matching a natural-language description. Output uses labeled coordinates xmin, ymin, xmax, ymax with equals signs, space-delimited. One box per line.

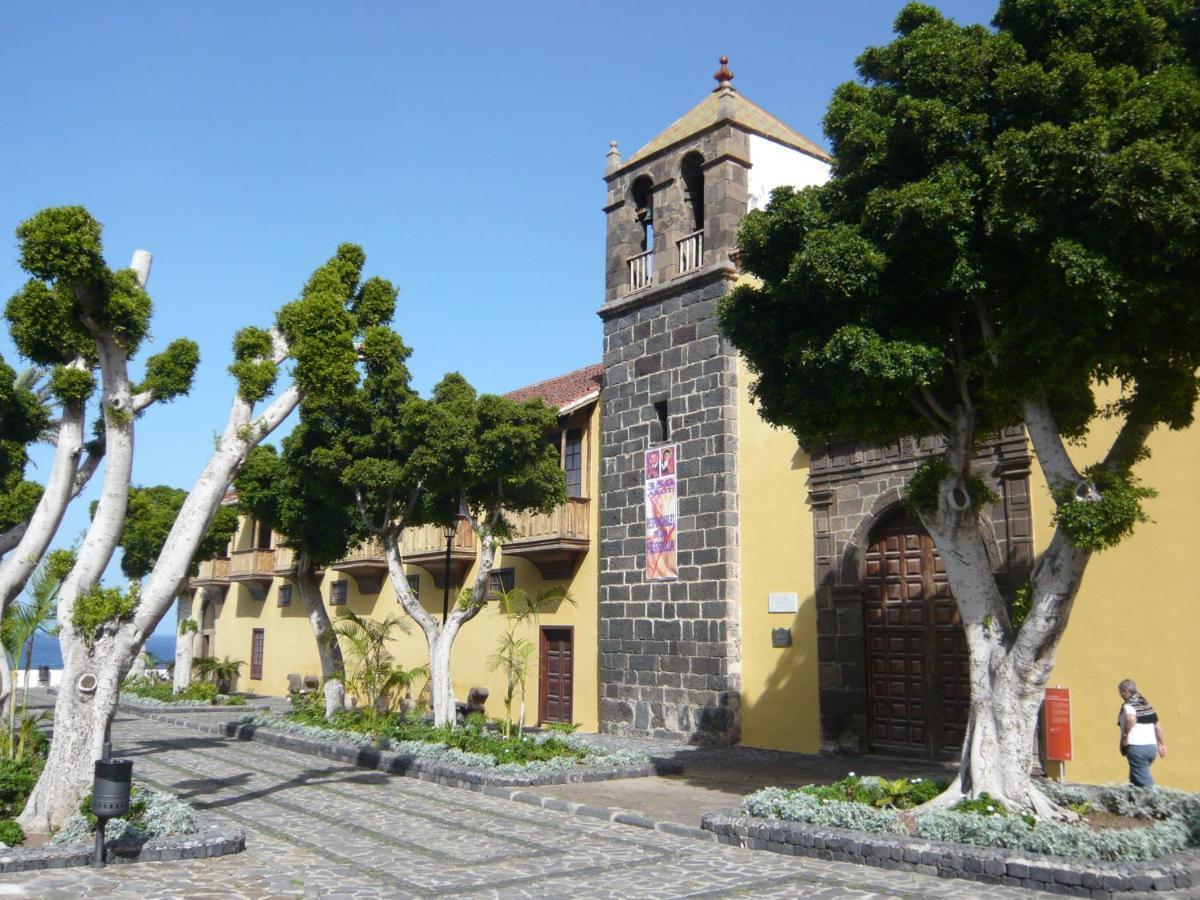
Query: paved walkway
xmin=0 ymin=710 xmax=1027 ymax=898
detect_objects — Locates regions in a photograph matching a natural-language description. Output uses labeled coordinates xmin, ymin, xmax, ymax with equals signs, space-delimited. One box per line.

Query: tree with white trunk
xmin=719 ymin=1 xmax=1199 ymax=816
xmin=4 ymin=206 xmax=397 ymax=831
xmin=272 ymin=329 xmax=566 ymax=726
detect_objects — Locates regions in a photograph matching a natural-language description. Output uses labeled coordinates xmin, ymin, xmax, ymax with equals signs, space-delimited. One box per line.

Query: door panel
xmin=539 ymin=627 xmax=573 ymax=725
xmin=864 ymin=518 xmax=968 ymax=757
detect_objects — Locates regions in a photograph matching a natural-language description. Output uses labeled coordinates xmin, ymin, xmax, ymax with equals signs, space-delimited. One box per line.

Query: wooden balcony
xmin=191 ymin=557 xmax=231 ymax=599
xmin=402 ymin=519 xmax=477 ymax=589
xmin=502 ymin=498 xmax=590 ymax=580
xmin=332 ymin=538 xmax=387 ymax=594
xmin=628 ymin=250 xmax=653 ymax=292
xmin=229 ymin=548 xmax=276 ymax=601
xmin=677 ymin=229 xmax=704 ymax=275
xmin=273 ymin=545 xmax=296 ymax=575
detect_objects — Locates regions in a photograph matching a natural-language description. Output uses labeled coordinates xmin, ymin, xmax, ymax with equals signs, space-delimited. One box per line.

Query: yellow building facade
xmin=194 ymin=68 xmax=1200 ymax=791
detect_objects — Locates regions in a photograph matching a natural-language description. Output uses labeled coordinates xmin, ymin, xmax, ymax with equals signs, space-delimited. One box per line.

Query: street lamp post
xmin=441 ymin=519 xmax=457 ymax=625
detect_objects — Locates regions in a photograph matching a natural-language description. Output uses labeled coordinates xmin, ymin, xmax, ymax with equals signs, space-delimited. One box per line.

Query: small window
xmin=653 ymin=400 xmax=670 ymax=443
xmin=277 ymin=584 xmax=292 ymax=607
xmin=564 ymin=429 xmax=584 ymax=499
xmin=251 ymin=629 xmax=264 ymax=681
xmin=406 ymin=574 xmax=419 ymax=596
xmin=488 ymin=568 xmax=515 ymax=600
xmin=330 ymin=581 xmax=348 ymax=606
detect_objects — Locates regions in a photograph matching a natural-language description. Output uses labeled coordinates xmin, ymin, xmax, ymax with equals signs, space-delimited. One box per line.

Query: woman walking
xmin=1118 ymin=679 xmax=1167 ymax=786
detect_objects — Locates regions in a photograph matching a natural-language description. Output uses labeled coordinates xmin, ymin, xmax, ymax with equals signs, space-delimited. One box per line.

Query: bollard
xmin=91 ymin=759 xmax=132 ymax=868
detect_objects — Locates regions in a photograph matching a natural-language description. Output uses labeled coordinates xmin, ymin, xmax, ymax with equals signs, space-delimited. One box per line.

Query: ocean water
xmin=22 ymin=632 xmax=176 ymax=670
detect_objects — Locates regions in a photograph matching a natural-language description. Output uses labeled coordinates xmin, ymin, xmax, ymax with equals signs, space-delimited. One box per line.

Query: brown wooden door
xmin=539 ymin=627 xmax=573 ymax=724
xmin=864 ymin=518 xmax=969 ymax=756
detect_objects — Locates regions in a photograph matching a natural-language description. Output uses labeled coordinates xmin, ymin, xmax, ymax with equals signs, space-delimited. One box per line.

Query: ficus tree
xmin=719 ymin=0 xmax=1199 ymax=816
xmin=234 ymin=435 xmax=363 ymax=718
xmin=5 ymin=206 xmax=397 ymax=831
xmin=287 ymin=324 xmax=567 ymax=726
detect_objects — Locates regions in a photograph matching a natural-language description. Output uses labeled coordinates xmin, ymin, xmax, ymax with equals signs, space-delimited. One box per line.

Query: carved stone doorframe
xmin=808 ymin=428 xmax=1033 ymax=752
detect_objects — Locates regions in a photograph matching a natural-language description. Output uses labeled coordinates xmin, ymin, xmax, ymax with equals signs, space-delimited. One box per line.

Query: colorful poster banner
xmin=645 ymin=444 xmax=678 ymax=581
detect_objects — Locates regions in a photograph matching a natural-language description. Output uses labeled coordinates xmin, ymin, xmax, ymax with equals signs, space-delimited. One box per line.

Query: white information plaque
xmin=768 ymin=592 xmax=798 ymax=614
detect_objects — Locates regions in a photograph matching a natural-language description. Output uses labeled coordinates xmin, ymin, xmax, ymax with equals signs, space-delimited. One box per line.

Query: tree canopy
xmin=110 ymin=486 xmax=239 ymax=579
xmin=720 ymin=0 xmax=1199 ymax=463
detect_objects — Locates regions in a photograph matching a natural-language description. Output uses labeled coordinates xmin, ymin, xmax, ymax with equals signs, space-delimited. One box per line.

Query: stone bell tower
xmin=596 ymin=59 xmax=830 ymax=742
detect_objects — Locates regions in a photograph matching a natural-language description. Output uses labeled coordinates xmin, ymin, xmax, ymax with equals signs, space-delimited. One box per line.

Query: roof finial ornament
xmin=713 ymin=55 xmax=734 ymax=92
xmin=605 ymin=140 xmax=621 ymax=174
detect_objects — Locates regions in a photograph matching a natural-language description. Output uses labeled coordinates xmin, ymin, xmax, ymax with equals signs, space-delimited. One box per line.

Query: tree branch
xmin=920 ymin=386 xmax=957 ymax=427
xmin=974 ymin=296 xmax=1000 ymax=368
xmin=1102 ymin=416 xmax=1154 ymax=474
xmin=1023 ymin=395 xmax=1080 ymax=493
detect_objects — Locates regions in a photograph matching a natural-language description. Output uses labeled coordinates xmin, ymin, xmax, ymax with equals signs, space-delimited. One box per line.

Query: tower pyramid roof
xmin=614 ymin=59 xmax=830 ymax=175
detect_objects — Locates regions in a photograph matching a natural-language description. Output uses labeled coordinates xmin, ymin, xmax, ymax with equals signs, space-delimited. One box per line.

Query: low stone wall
xmin=0 ymin=820 xmax=244 ymax=874
xmin=701 ymin=810 xmax=1197 ymax=896
xmin=133 ymin=709 xmax=683 ymax=789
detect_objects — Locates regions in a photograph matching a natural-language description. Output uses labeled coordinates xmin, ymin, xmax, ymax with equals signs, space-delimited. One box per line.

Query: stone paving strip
xmin=0 ymin=713 xmax=1038 ymax=897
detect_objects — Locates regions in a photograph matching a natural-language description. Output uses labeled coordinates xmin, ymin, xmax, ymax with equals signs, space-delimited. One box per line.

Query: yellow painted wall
xmin=203 ymin=401 xmax=601 ymax=732
xmin=735 ymin=356 xmax=821 ymax=752
xmin=1032 ymin=388 xmax=1200 ymax=790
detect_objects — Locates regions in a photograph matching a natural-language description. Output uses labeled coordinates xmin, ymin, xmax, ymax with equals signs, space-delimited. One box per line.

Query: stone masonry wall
xmin=597 ymin=267 xmax=742 ymax=742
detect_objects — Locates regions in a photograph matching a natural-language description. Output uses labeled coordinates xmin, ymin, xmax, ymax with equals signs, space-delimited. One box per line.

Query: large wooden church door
xmin=864 ymin=516 xmax=970 ymax=756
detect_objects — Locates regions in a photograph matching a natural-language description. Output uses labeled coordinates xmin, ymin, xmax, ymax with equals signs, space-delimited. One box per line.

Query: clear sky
xmin=0 ymin=0 xmax=997 ymax=636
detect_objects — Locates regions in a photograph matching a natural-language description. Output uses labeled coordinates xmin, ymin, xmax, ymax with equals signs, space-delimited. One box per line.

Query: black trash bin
xmin=92 ymin=759 xmax=133 ymax=818
xmin=37 ymin=665 xmax=49 ymax=687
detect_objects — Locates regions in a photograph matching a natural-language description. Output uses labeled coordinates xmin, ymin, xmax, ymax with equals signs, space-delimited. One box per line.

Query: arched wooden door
xmin=863 ymin=515 xmax=969 ymax=757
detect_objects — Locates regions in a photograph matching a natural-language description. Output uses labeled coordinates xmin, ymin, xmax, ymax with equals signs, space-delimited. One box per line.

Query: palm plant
xmin=488 ymin=586 xmax=573 ymax=738
xmin=13 ymin=366 xmax=60 ymax=444
xmin=191 ymin=656 xmax=244 ymax=693
xmin=1 ymin=556 xmax=62 ymax=756
xmin=321 ymin=610 xmax=417 ymax=729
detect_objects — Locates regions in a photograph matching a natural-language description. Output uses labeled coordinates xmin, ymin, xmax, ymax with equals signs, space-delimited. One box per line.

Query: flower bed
xmin=740 ymin=776 xmax=1200 ymax=863
xmin=259 ymin=709 xmax=650 ymax=775
xmin=123 ymin=676 xmax=247 ymax=707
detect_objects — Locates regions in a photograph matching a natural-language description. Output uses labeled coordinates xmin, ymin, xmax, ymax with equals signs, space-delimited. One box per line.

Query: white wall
xmin=747 ymin=135 xmax=830 ymax=211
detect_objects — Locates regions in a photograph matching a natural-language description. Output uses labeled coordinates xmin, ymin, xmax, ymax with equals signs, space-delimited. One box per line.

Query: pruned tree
xmin=719 ymin=1 xmax=1199 ymax=816
xmin=234 ymin=437 xmax=362 ymax=718
xmin=6 ymin=206 xmax=396 ymax=831
xmin=284 ymin=326 xmax=566 ymax=727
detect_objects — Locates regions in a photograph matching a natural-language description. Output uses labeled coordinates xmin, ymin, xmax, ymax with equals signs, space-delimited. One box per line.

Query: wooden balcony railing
xmin=628 ymin=250 xmax=653 ymax=292
xmin=229 ymin=548 xmax=276 ymax=601
xmin=677 ymin=229 xmax=704 ymax=275
xmin=332 ymin=538 xmax=387 ymax=594
xmin=503 ymin=498 xmax=590 ymax=580
xmin=400 ymin=519 xmax=476 ymax=557
xmin=273 ymin=545 xmax=296 ymax=575
xmin=194 ymin=557 xmax=230 ymax=583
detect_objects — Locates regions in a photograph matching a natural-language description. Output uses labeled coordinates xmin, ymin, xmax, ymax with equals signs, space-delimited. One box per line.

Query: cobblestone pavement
xmin=0 ymin=712 xmax=1031 ymax=898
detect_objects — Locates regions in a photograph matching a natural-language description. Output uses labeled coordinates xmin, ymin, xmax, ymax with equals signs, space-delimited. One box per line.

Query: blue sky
xmin=0 ymin=0 xmax=997 ymax=634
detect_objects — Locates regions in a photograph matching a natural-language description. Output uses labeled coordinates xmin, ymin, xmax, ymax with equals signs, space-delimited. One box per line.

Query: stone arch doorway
xmin=863 ymin=511 xmax=969 ymax=757
xmin=199 ymin=594 xmax=217 ymax=658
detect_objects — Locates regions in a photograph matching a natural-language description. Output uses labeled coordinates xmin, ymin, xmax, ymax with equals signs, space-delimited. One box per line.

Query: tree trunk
xmin=173 ymin=626 xmax=194 ymax=692
xmin=426 ymin=626 xmax=460 ymax=726
xmin=18 ymin=632 xmax=130 ymax=833
xmin=915 ymin=407 xmax=1094 ymax=817
xmin=383 ymin=519 xmax=498 ymax=728
xmin=293 ymin=555 xmax=345 ymax=720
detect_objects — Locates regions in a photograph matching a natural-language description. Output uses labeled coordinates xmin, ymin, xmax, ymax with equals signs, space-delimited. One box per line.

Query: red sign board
xmin=1043 ymin=687 xmax=1072 ymax=762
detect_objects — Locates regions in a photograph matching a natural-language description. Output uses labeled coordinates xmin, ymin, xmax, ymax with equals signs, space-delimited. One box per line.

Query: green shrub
xmin=176 ymin=681 xmax=217 ymax=703
xmin=742 ymin=786 xmax=906 ymax=834
xmin=0 ymin=756 xmax=41 ymax=818
xmin=0 ymin=818 xmax=24 ymax=846
xmin=543 ymin=721 xmax=581 ymax=734
xmin=950 ymin=792 xmax=1009 ymax=817
xmin=796 ymin=773 xmax=945 ymax=810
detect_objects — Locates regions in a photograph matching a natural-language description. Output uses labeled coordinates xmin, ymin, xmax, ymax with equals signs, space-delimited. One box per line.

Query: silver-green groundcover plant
xmin=742 ymin=780 xmax=1200 ymax=862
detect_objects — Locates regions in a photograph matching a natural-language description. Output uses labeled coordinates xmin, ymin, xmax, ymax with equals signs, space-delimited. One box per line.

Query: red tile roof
xmin=505 ymin=363 xmax=604 ymax=410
